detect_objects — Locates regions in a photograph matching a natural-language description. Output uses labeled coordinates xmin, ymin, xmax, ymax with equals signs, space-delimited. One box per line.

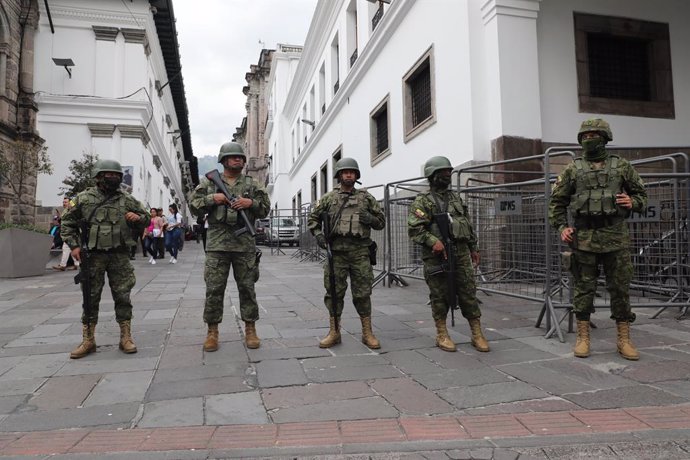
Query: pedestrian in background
xmin=165 ymin=203 xmax=182 ymax=263
xmin=61 ymin=159 xmax=150 ymax=359
xmin=53 ymin=197 xmax=79 ymax=271
xmin=155 ymin=208 xmax=166 ymax=259
xmin=143 ymin=208 xmax=159 ymax=264
xmin=308 ymin=158 xmax=385 ymax=350
xmin=189 ymin=142 xmax=270 ymax=351
xmin=549 ymin=118 xmax=647 ymax=360
xmin=407 ymin=156 xmax=490 ymax=353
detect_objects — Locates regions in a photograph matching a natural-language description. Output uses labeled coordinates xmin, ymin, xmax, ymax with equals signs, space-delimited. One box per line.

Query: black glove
xmin=359 ymin=212 xmax=375 ymax=226
xmin=316 ymin=233 xmax=328 ymax=249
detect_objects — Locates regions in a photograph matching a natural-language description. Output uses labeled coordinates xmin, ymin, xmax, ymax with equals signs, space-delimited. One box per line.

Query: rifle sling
xmin=326 ymin=191 xmax=352 ymax=240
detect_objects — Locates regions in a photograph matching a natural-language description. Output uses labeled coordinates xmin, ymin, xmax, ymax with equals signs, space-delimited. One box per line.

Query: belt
xmin=574 ymin=216 xmax=624 ymax=230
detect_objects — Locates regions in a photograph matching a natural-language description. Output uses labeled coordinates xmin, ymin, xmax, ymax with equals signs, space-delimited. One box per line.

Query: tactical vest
xmin=332 ymin=190 xmax=370 ymax=238
xmin=425 ymin=190 xmax=473 ymax=242
xmin=570 ymin=155 xmax=625 ymax=217
xmin=206 ymin=175 xmax=256 ymax=226
xmin=82 ymin=192 xmax=130 ymax=251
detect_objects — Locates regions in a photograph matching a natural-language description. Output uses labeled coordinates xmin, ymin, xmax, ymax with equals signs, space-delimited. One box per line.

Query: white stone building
xmin=269 ymin=0 xmax=690 ymax=210
xmin=32 ymin=0 xmax=197 ymax=217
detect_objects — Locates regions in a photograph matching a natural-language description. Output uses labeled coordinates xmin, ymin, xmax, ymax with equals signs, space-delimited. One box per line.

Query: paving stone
xmin=370 ymin=377 xmax=454 ymax=415
xmin=27 ymin=374 xmax=101 ymax=410
xmin=0 ymin=354 xmax=67 ymax=381
xmin=0 ymin=395 xmax=26 ymax=414
xmin=263 ymin=381 xmax=374 ymax=409
xmin=302 ymin=355 xmax=389 ymax=369
xmin=653 ymin=380 xmax=690 ymax=399
xmin=305 ymin=364 xmax=402 ymax=383
xmin=19 ymin=324 xmax=71 ymax=339
xmin=205 ymin=391 xmax=269 ymax=425
xmin=138 ymin=397 xmax=203 ymax=428
xmin=498 ymin=362 xmax=594 ymax=395
xmin=56 ymin=357 xmax=158 ymax=376
xmin=563 ymin=385 xmax=687 ymax=409
xmin=609 ymin=440 xmax=690 ymax=459
xmin=143 ymin=309 xmax=177 ymax=320
xmin=0 ymin=378 xmax=46 ymax=396
xmin=540 ymin=359 xmax=636 ymax=390
xmin=620 ymin=360 xmax=690 ymax=383
xmin=492 ymin=449 xmax=520 ymax=460
xmin=462 ymin=397 xmax=581 ymax=415
xmin=412 ymin=367 xmax=510 ymax=391
xmin=270 ymin=395 xmax=398 ymax=423
xmin=82 ymin=370 xmax=154 ymax=406
xmin=158 ymin=344 xmax=203 ymax=369
xmin=0 ymin=402 xmax=139 ymax=431
xmin=153 ymin=362 xmax=251 ymax=384
xmin=0 ymin=356 xmax=24 ymax=376
xmin=247 ymin=345 xmax=332 ymax=362
xmin=438 ymin=381 xmax=549 ymax=410
xmin=383 ymin=350 xmax=444 ymax=375
xmin=147 ymin=375 xmax=255 ymax=402
xmin=417 ymin=348 xmax=485 ymax=370
xmin=255 ymin=358 xmax=308 ymax=388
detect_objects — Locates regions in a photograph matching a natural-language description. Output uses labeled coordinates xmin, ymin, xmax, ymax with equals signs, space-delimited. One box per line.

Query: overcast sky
xmin=174 ymin=0 xmax=318 ymax=159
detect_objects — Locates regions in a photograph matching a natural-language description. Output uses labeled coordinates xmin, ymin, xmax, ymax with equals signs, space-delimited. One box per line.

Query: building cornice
xmin=287 ymin=0 xmax=415 ymax=178
xmin=92 ymin=25 xmax=119 ymax=41
xmin=481 ymin=0 xmax=541 ymax=24
xmin=118 ymin=124 xmax=150 ymax=146
xmin=121 ymin=27 xmax=147 ymax=44
xmin=48 ymin=6 xmax=143 ymax=26
xmin=88 ymin=123 xmax=116 ymax=138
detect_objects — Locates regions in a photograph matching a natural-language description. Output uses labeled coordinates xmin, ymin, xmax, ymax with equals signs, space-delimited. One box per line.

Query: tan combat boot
xmin=319 ymin=317 xmax=341 ymax=348
xmin=360 ymin=316 xmax=381 ymax=349
xmin=573 ymin=320 xmax=591 ymax=358
xmin=70 ymin=323 xmax=96 ymax=359
xmin=434 ymin=318 xmax=456 ymax=352
xmin=118 ymin=320 xmax=137 ymax=354
xmin=468 ymin=318 xmax=490 ymax=352
xmin=244 ymin=321 xmax=261 ymax=349
xmin=203 ymin=323 xmax=219 ymax=352
xmin=616 ymin=321 xmax=639 ymax=361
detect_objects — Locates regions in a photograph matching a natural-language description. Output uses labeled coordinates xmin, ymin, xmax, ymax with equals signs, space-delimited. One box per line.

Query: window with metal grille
xmin=373 ymin=107 xmax=388 ymax=155
xmin=574 ymin=13 xmax=674 ymax=119
xmin=403 ymin=47 xmax=436 ymax=142
xmin=370 ymin=95 xmax=391 ymax=164
xmin=588 ymin=33 xmax=651 ymax=101
xmin=410 ymin=66 xmax=431 ymax=127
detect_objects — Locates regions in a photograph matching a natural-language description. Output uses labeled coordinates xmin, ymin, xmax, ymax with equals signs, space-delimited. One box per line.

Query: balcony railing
xmin=372 ymin=4 xmax=383 ymax=30
xmin=350 ymin=48 xmax=358 ymax=67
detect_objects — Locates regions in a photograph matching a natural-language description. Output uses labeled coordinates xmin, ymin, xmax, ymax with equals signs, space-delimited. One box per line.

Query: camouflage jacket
xmin=549 ymin=154 xmax=647 ymax=252
xmin=188 ymin=174 xmax=269 ymax=252
xmin=61 ymin=187 xmax=150 ymax=252
xmin=407 ymin=188 xmax=478 ymax=260
xmin=307 ymin=187 xmax=385 ymax=251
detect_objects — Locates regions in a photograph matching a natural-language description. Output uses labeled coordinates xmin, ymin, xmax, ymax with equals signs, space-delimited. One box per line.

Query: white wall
xmin=538 ymin=0 xmax=690 ymax=146
xmin=33 ymin=0 xmax=188 ymax=218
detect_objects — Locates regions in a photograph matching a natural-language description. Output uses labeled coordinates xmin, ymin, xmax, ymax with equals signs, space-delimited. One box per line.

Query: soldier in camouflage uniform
xmin=61 ymin=159 xmax=150 ymax=359
xmin=189 ymin=142 xmax=270 ymax=351
xmin=407 ymin=156 xmax=490 ymax=353
xmin=307 ymin=158 xmax=385 ymax=349
xmin=549 ymin=118 xmax=647 ymax=360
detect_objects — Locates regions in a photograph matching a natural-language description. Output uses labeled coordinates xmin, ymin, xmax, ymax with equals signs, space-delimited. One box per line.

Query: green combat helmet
xmin=217 ymin=141 xmax=246 ymax=163
xmin=91 ymin=159 xmax=123 ymax=178
xmin=423 ymin=156 xmax=453 ymax=178
xmin=577 ymin=118 xmax=613 ymax=143
xmin=333 ymin=157 xmax=361 ymax=179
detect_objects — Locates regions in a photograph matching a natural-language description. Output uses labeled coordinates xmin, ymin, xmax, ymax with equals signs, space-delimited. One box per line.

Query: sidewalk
xmin=0 ymin=243 xmax=689 ymax=459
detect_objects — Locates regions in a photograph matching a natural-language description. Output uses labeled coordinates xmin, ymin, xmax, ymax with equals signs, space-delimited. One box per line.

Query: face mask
xmin=101 ymin=176 xmax=121 ymax=192
xmin=581 ymin=138 xmax=604 ymax=154
xmin=432 ymin=174 xmax=451 ymax=189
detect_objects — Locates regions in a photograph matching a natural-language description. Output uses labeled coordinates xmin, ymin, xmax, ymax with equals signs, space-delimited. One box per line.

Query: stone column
xmin=93 ymin=26 xmax=119 ymax=97
xmin=481 ymin=0 xmax=543 ymax=163
xmin=121 ymin=28 xmax=148 ymax=97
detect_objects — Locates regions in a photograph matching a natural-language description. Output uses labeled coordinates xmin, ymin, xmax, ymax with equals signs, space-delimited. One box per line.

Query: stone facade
xmin=237 ymin=49 xmax=273 ymax=186
xmin=0 ymin=0 xmax=43 ymax=225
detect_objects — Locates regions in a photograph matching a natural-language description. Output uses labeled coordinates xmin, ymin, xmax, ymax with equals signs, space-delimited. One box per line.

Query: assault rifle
xmin=205 ymin=169 xmax=256 ymax=237
xmin=322 ymin=212 xmax=338 ymax=331
xmin=73 ymin=220 xmax=93 ymax=319
xmin=434 ymin=212 xmax=459 ymax=326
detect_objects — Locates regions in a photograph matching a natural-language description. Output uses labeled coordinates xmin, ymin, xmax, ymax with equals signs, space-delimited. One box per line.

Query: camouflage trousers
xmin=423 ymin=243 xmax=481 ymax=322
xmin=81 ymin=251 xmax=136 ymax=324
xmin=324 ymin=247 xmax=373 ymax=317
xmin=572 ymin=249 xmax=635 ymax=322
xmin=203 ymin=251 xmax=259 ymax=324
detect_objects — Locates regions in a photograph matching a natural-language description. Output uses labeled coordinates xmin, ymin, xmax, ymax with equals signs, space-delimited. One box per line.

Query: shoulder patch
xmin=414 ymin=209 xmax=426 ymax=218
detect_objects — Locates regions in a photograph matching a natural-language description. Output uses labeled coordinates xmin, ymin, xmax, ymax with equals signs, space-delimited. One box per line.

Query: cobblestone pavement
xmin=0 ymin=244 xmax=688 ymax=458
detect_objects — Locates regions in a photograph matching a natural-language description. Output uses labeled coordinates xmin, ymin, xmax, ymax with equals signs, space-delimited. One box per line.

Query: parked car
xmin=266 ymin=217 xmax=300 ymax=247
xmin=255 ymin=218 xmax=270 ymax=245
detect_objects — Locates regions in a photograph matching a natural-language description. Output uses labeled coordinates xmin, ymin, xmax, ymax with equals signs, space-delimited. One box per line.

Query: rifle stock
xmin=434 ymin=212 xmax=458 ymax=326
xmin=205 ymin=169 xmax=256 ymax=237
xmin=74 ymin=220 xmax=93 ymax=320
xmin=322 ymin=212 xmax=338 ymax=330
